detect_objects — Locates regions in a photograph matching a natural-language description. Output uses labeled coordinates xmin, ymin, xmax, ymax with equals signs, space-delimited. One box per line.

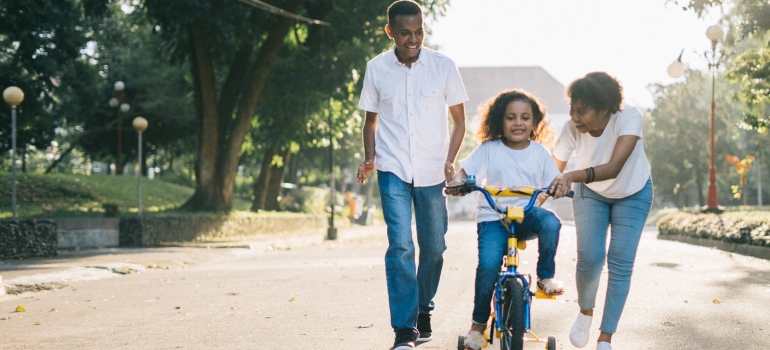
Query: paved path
xmin=1 ymin=221 xmax=769 ymax=349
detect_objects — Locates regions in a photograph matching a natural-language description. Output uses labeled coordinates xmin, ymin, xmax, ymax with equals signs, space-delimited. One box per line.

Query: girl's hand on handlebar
xmin=444 ymin=180 xmax=466 ymax=196
xmin=549 ymin=173 xmax=574 ymax=199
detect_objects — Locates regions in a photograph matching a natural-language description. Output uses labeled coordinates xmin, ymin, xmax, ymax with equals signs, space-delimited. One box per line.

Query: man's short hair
xmin=388 ymin=0 xmax=422 ymax=24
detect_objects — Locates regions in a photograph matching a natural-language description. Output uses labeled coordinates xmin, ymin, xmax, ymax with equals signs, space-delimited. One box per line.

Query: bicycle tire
xmin=546 ymin=336 xmax=556 ymax=349
xmin=500 ymin=277 xmax=526 ymax=350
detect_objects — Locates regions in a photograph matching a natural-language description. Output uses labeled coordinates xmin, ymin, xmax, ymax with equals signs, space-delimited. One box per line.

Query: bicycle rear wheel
xmin=500 ymin=277 xmax=526 ymax=350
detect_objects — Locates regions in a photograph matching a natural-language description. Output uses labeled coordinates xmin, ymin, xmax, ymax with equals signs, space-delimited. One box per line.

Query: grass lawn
xmin=0 ymin=172 xmax=252 ymax=219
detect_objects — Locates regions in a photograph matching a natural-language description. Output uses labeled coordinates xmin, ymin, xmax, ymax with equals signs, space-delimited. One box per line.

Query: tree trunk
xmin=251 ymin=144 xmax=276 ymax=211
xmin=21 ymin=146 xmax=26 ymax=173
xmin=181 ymin=0 xmax=305 ymax=212
xmin=264 ymin=148 xmax=290 ymax=211
xmin=695 ymin=163 xmax=705 ymax=207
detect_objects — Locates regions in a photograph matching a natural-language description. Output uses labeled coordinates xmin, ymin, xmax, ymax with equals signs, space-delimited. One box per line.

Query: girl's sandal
xmin=537 ymin=278 xmax=565 ymax=296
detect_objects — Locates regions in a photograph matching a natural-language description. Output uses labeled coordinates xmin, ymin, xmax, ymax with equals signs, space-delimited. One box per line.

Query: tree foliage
xmin=646 ymin=70 xmax=754 ymax=208
xmin=135 ymin=0 xmax=448 ymax=212
xmin=670 ymin=0 xmax=770 ymax=134
xmin=0 ymin=0 xmax=91 ymax=160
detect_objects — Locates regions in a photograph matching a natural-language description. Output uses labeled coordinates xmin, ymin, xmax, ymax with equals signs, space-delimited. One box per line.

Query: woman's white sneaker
xmin=569 ymin=313 xmax=593 ymax=348
xmin=596 ymin=341 xmax=612 ymax=350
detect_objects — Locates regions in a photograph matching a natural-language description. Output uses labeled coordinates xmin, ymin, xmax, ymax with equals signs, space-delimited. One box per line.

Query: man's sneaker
xmin=392 ymin=328 xmax=416 ymax=350
xmin=570 ymin=313 xmax=593 ymax=348
xmin=416 ymin=313 xmax=432 ymax=342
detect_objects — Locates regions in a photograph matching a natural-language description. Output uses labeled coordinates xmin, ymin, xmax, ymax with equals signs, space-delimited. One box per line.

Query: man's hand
xmin=444 ymin=162 xmax=455 ymax=182
xmin=356 ymin=160 xmax=375 ymax=184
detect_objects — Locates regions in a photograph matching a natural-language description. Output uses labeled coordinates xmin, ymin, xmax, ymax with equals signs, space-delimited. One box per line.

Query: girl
xmin=549 ymin=72 xmax=653 ymax=350
xmin=447 ymin=89 xmax=564 ymax=350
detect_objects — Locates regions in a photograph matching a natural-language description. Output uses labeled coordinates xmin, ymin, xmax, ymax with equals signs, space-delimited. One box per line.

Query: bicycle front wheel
xmin=500 ymin=277 xmax=526 ymax=350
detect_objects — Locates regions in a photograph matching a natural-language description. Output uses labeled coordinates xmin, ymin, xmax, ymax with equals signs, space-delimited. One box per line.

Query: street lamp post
xmin=109 ymin=81 xmax=130 ymax=175
xmin=667 ymin=24 xmax=724 ymax=213
xmin=704 ymin=24 xmax=724 ymax=213
xmin=3 ymin=86 xmax=24 ymax=219
xmin=133 ymin=116 xmax=148 ymax=216
xmin=327 ymin=112 xmax=337 ymax=240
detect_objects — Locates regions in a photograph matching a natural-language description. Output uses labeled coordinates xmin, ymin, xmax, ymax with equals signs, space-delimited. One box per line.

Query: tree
xmin=139 ymin=0 xmax=447 ymax=212
xmin=669 ymin=0 xmax=770 ymax=132
xmin=646 ymin=70 xmax=747 ymax=208
xmin=0 ymin=0 xmax=92 ymax=170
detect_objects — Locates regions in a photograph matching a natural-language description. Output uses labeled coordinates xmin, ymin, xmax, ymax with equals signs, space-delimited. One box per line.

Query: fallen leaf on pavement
xmin=713 ymin=299 xmax=721 ymax=304
xmin=15 ymin=305 xmax=26 ymax=312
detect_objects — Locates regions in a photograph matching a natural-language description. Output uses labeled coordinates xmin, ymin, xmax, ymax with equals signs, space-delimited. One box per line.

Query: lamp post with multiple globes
xmin=108 ymin=81 xmax=130 ymax=175
xmin=667 ymin=24 xmax=724 ymax=213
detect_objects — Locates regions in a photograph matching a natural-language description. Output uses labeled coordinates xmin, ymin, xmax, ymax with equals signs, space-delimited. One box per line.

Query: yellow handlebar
xmin=483 ymin=185 xmax=538 ymax=197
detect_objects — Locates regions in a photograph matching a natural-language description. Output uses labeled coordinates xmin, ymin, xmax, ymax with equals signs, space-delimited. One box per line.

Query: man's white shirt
xmin=358 ymin=47 xmax=468 ymax=187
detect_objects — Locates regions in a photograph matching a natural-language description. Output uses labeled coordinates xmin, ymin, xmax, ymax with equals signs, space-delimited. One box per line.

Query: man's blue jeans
xmin=573 ymin=178 xmax=652 ymax=334
xmin=471 ymin=207 xmax=561 ymax=324
xmin=378 ymin=171 xmax=448 ymax=331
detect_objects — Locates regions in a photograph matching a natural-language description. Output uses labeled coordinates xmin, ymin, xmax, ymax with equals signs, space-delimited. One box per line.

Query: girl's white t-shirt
xmin=552 ymin=105 xmax=651 ymax=198
xmin=459 ymin=139 xmax=561 ymax=223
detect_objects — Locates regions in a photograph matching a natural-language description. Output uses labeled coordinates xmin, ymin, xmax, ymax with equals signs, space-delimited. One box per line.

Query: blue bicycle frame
xmin=448 ymin=175 xmax=572 ymax=346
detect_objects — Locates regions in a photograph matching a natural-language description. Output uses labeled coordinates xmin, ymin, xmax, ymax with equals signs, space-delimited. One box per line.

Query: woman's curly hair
xmin=475 ymin=89 xmax=555 ymax=148
xmin=566 ymin=72 xmax=624 ymax=114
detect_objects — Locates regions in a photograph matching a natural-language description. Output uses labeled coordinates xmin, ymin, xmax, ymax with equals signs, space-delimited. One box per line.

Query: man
xmin=355 ymin=1 xmax=468 ymax=349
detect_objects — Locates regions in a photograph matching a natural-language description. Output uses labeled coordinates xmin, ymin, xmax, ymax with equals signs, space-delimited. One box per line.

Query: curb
xmin=657 ymin=234 xmax=770 ymax=260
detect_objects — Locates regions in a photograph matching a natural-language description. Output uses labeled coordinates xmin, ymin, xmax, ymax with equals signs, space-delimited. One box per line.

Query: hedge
xmin=119 ymin=214 xmax=328 ymax=247
xmin=657 ymin=212 xmax=770 ymax=247
xmin=0 ymin=220 xmax=58 ymax=260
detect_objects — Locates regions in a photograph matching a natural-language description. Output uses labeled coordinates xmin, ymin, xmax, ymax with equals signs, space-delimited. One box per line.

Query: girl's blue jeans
xmin=377 ymin=171 xmax=448 ymax=331
xmin=573 ymin=178 xmax=652 ymax=334
xmin=471 ymin=206 xmax=561 ymax=324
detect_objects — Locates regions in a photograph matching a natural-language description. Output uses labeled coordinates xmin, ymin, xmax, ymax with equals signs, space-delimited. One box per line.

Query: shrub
xmin=657 ymin=212 xmax=770 ymax=246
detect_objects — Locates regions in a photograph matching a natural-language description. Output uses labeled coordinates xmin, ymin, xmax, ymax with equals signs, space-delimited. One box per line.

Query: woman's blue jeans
xmin=573 ymin=178 xmax=652 ymax=334
xmin=471 ymin=206 xmax=561 ymax=324
xmin=377 ymin=171 xmax=448 ymax=331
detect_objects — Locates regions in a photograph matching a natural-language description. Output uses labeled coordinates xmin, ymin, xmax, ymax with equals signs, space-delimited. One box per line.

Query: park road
xmin=1 ymin=220 xmax=769 ymax=349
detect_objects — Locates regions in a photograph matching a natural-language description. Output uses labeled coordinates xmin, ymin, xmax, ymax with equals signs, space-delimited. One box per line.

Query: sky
xmin=426 ymin=0 xmax=724 ymax=109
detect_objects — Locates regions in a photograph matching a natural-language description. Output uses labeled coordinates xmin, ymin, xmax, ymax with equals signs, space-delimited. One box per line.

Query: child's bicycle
xmin=447 ymin=175 xmax=573 ymax=350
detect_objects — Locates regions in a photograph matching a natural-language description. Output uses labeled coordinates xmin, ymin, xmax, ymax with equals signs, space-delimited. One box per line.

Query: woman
xmin=549 ymin=72 xmax=653 ymax=350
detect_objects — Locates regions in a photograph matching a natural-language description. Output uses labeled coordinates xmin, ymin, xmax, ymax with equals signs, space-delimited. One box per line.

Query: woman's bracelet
xmin=584 ymin=167 xmax=595 ymax=184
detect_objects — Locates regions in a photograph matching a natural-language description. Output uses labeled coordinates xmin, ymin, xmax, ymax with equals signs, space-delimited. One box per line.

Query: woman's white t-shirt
xmin=552 ymin=106 xmax=651 ymax=199
xmin=459 ymin=140 xmax=561 ymax=223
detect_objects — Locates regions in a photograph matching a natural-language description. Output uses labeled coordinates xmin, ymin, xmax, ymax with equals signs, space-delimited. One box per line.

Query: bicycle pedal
xmin=534 ymin=289 xmax=557 ymax=300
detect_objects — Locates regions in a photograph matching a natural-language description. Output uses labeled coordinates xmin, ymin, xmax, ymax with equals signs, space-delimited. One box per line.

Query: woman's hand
xmin=549 ymin=172 xmax=574 ymax=199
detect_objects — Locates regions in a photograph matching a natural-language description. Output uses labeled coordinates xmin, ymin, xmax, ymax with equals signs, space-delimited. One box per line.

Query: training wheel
xmin=546 ymin=336 xmax=556 ymax=349
xmin=457 ymin=335 xmax=465 ymax=350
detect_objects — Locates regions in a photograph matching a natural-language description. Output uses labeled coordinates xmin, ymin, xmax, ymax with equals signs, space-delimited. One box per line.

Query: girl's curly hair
xmin=475 ymin=89 xmax=555 ymax=148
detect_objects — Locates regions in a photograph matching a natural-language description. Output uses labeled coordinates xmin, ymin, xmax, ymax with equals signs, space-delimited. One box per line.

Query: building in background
xmin=459 ymin=66 xmax=570 ymax=133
